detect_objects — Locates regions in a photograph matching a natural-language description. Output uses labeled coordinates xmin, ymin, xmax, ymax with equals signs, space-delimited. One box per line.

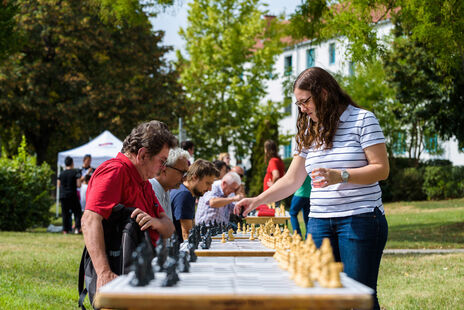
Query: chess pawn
xmin=328 ymin=262 xmax=343 ymax=288
xmin=237 ymin=222 xmax=241 ymax=233
xmin=228 ymin=228 xmax=235 ymax=241
xmin=221 ymin=232 xmax=226 ymax=243
xmin=249 ymin=227 xmax=255 ymax=240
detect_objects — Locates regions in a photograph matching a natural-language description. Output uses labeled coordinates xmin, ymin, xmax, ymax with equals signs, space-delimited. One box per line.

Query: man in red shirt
xmin=81 ymin=120 xmax=177 ymax=291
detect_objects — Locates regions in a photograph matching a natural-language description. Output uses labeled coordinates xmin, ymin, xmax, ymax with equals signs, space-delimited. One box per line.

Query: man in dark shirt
xmin=79 ymin=154 xmax=94 ymax=183
xmin=170 ymin=159 xmax=218 ymax=242
xmin=57 ymin=156 xmax=81 ymax=234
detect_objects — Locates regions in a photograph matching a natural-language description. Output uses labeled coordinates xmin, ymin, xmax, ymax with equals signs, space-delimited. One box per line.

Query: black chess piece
xmin=200 ymin=223 xmax=207 ymax=236
xmin=177 ymin=251 xmax=190 ymax=273
xmin=130 ymin=241 xmax=155 ymax=287
xmin=162 ymin=256 xmax=180 ymax=287
xmin=205 ymin=229 xmax=212 ymax=249
xmin=153 ymin=238 xmax=168 ymax=272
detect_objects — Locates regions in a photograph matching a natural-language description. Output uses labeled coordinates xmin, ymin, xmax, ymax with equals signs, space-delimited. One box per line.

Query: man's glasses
xmin=294 ymin=96 xmax=312 ymax=108
xmin=166 ymin=165 xmax=188 ymax=178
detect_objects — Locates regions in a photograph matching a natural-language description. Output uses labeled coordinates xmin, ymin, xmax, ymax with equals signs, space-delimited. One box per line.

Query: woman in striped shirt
xmin=235 ymin=67 xmax=389 ymax=310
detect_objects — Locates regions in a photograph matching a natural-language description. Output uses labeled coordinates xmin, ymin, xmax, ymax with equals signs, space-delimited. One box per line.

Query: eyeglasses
xmin=294 ymin=96 xmax=312 ymax=108
xmin=166 ymin=165 xmax=188 ymax=178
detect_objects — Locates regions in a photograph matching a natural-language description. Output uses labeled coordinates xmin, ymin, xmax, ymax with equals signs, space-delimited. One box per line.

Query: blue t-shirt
xmin=170 ymin=184 xmax=196 ymax=242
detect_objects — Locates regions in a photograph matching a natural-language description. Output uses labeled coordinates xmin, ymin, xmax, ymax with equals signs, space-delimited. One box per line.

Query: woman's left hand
xmin=311 ymin=168 xmax=343 ymax=187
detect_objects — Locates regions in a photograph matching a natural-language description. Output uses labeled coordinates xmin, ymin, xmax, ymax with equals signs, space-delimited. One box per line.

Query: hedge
xmin=0 ymin=138 xmax=53 ymax=231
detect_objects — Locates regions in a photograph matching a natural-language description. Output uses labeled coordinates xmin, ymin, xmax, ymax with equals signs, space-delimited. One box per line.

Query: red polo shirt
xmin=86 ymin=152 xmax=165 ymax=246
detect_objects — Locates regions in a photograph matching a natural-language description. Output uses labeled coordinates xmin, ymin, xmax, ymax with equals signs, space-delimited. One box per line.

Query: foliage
xmin=337 ymin=60 xmax=400 ymax=158
xmin=0 ymin=1 xmax=19 ymax=62
xmin=289 ymin=0 xmax=464 ymax=147
xmin=383 ymin=37 xmax=448 ymax=163
xmin=0 ymin=137 xmax=53 ymax=231
xmin=179 ymin=0 xmax=285 ymax=160
xmin=423 ymin=166 xmax=464 ymax=200
xmin=0 ymin=0 xmax=185 ymax=165
xmin=246 ymin=102 xmax=280 ymax=197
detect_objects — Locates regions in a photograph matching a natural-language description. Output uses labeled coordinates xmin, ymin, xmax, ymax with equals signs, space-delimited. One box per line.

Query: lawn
xmin=0 ymin=198 xmax=463 ymax=309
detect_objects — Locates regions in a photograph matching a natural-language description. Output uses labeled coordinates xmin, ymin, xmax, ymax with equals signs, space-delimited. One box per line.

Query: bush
xmin=0 ymin=137 xmax=53 ymax=231
xmin=423 ymin=166 xmax=464 ymax=200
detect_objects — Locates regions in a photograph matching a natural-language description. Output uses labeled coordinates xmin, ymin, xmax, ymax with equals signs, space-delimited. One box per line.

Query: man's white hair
xmin=222 ymin=171 xmax=241 ymax=185
xmin=166 ymin=148 xmax=190 ymax=166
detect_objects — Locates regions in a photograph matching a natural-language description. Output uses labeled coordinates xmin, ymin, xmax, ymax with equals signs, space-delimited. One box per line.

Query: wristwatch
xmin=341 ymin=169 xmax=350 ymax=183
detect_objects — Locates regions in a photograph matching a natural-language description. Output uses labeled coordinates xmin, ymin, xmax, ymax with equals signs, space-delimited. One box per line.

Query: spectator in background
xmin=231 ymin=165 xmax=246 ymax=196
xmin=181 ymin=140 xmax=195 ymax=164
xmin=170 ymin=159 xmax=219 ymax=242
xmin=218 ymin=152 xmax=231 ymax=166
xmin=150 ymin=148 xmax=190 ymax=220
xmin=58 ymin=156 xmax=82 ymax=234
xmin=80 ymin=154 xmax=94 ymax=183
xmin=289 ymin=174 xmax=311 ymax=236
xmin=195 ymin=172 xmax=244 ymax=226
xmin=80 ymin=174 xmax=91 ymax=212
xmin=213 ymin=160 xmax=228 ymax=179
xmin=263 ymin=139 xmax=285 ymax=191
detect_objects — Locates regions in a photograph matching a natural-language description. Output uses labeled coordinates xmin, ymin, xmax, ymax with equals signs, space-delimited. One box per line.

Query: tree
xmin=289 ymin=0 xmax=464 ymax=147
xmin=0 ymin=1 xmax=20 ymax=62
xmin=0 ymin=0 xmax=186 ymax=164
xmin=179 ymin=0 xmax=285 ymax=160
xmin=383 ymin=37 xmax=448 ymax=164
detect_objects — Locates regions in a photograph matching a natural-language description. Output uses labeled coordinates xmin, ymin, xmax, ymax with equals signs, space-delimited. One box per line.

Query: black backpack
xmin=78 ymin=204 xmax=155 ymax=310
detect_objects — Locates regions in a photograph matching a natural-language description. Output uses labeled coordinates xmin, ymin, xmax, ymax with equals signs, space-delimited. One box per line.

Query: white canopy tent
xmin=56 ymin=130 xmax=123 ymax=216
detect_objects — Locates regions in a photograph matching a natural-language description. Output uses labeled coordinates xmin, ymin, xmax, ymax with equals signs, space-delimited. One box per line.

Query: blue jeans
xmin=289 ymin=195 xmax=310 ymax=236
xmin=307 ymin=207 xmax=388 ymax=310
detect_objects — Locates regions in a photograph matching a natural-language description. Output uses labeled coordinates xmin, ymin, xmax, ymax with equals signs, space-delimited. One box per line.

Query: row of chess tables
xmin=95 ymin=229 xmax=373 ymax=310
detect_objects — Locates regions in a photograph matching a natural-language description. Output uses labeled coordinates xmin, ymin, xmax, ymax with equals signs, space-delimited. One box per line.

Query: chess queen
xmin=234 ymin=67 xmax=389 ymax=310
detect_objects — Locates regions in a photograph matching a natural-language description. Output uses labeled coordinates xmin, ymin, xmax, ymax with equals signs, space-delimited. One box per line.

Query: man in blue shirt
xmin=170 ymin=159 xmax=219 ymax=241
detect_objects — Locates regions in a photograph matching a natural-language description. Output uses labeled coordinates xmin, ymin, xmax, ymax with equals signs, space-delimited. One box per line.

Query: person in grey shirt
xmin=150 ymin=148 xmax=190 ymax=220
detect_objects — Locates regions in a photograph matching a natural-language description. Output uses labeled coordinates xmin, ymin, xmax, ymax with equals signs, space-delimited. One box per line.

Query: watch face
xmin=342 ymin=170 xmax=349 ymax=182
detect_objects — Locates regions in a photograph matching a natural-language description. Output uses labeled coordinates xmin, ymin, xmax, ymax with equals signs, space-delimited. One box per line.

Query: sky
xmin=149 ymin=0 xmax=301 ymax=60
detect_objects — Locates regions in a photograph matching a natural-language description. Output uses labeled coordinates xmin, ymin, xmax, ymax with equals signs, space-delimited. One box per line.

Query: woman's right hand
xmin=234 ymin=197 xmax=259 ymax=217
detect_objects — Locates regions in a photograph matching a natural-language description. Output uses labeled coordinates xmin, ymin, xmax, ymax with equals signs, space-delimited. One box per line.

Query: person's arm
xmin=180 ymin=219 xmax=193 ymax=240
xmin=234 ymin=156 xmax=307 ymax=217
xmin=312 ymin=143 xmax=389 ymax=186
xmin=266 ymin=169 xmax=281 ymax=187
xmin=131 ymin=209 xmax=174 ymax=238
xmin=209 ymin=195 xmax=242 ymax=208
xmin=81 ymin=210 xmax=117 ymax=291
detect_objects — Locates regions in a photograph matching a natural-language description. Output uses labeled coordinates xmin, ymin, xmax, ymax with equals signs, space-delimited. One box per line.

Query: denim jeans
xmin=307 ymin=207 xmax=388 ymax=310
xmin=289 ymin=195 xmax=310 ymax=236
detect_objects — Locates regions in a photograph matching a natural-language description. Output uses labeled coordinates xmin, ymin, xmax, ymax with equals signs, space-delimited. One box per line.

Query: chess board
xmin=95 ymin=257 xmax=373 ymax=310
xmin=212 ymin=232 xmax=250 ymax=239
xmin=195 ymin=238 xmax=275 ymax=257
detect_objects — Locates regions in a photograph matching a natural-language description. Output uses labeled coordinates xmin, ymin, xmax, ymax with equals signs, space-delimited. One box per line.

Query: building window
xmin=284 ymin=143 xmax=292 ymax=159
xmin=349 ymin=61 xmax=355 ymax=76
xmin=329 ymin=43 xmax=335 ymax=65
xmin=306 ymin=48 xmax=315 ymax=68
xmin=392 ymin=132 xmax=406 ymax=155
xmin=424 ymin=135 xmax=439 ymax=154
xmin=284 ymin=55 xmax=292 ymax=76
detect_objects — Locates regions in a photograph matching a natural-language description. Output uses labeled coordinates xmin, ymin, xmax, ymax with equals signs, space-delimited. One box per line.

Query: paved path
xmin=384 ymin=249 xmax=464 ymax=254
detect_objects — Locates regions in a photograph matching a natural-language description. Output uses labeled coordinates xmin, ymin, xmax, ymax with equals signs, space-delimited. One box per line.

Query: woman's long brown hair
xmin=264 ymin=139 xmax=280 ymax=163
xmin=293 ymin=67 xmax=359 ymax=152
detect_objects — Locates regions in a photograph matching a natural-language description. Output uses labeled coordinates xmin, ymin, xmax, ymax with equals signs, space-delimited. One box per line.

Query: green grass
xmin=0 ymin=232 xmax=90 ymax=310
xmin=292 ymin=198 xmax=464 ymax=249
xmin=378 ymin=253 xmax=464 ymax=309
xmin=0 ymin=198 xmax=463 ymax=309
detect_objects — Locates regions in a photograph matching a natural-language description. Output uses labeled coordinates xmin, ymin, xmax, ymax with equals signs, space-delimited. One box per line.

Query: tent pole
xmin=56 ymin=163 xmax=60 ymax=218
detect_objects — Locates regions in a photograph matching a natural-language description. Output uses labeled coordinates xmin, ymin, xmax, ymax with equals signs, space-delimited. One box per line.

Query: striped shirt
xmin=298 ymin=105 xmax=386 ymax=218
xmin=195 ymin=180 xmax=235 ymax=225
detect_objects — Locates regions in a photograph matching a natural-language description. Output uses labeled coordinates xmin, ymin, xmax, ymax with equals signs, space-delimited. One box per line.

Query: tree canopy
xmin=0 ymin=0 xmax=185 ymax=164
xmin=179 ymin=0 xmax=285 ymax=160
